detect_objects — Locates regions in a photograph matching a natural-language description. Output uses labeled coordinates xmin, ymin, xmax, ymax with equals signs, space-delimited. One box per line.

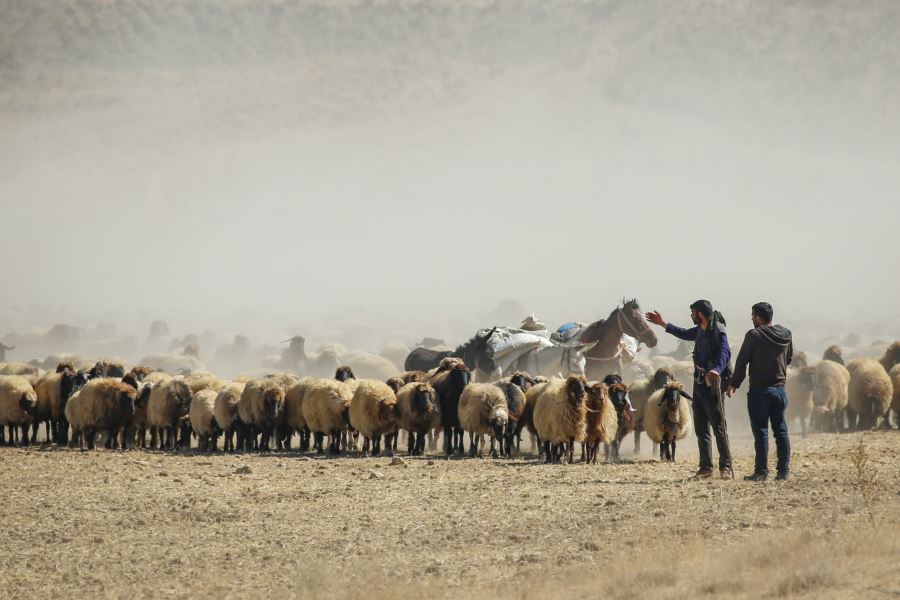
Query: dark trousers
xmin=692 ymin=383 xmax=732 ymax=472
xmin=691 ymin=383 xmax=731 ymax=471
xmin=747 ymin=386 xmax=791 ymax=476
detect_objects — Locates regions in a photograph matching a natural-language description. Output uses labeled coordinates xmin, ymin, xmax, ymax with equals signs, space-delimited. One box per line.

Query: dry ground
xmin=0 ymin=431 xmax=898 ymax=599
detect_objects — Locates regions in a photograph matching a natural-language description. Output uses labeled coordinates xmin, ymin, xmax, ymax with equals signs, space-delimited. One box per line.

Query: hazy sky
xmin=3 ymin=1 xmax=899 ymax=347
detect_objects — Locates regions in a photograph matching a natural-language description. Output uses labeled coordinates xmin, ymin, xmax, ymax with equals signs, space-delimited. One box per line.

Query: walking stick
xmin=714 ymin=377 xmax=735 ymax=479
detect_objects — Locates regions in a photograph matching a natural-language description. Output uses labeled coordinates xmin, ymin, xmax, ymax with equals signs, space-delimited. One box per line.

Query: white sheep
xmin=810 ymin=360 xmax=851 ymax=432
xmin=847 ymin=358 xmax=893 ymax=429
xmin=785 ymin=366 xmax=815 ymax=437
xmin=182 ymin=371 xmax=224 ymax=394
xmin=283 ymin=377 xmax=319 ymax=451
xmin=458 ymin=383 xmax=508 ymax=457
xmin=214 ymin=382 xmax=246 ymax=452
xmin=0 ymin=375 xmax=38 ymax=446
xmin=349 ymin=379 xmax=399 ymax=456
xmin=190 ymin=389 xmax=219 ymax=450
xmin=642 ymin=382 xmax=692 ymax=462
xmin=532 ymin=375 xmax=590 ymax=464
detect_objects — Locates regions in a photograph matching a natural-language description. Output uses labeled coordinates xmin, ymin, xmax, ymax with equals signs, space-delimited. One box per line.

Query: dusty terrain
xmin=0 ymin=430 xmax=897 ymax=599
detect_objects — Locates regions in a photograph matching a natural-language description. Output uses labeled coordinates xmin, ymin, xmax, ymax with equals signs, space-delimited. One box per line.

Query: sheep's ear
xmin=679 ymin=390 xmax=693 ymax=401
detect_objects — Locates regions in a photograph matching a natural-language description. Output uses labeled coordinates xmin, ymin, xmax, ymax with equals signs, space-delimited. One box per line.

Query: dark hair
xmin=752 ymin=302 xmax=774 ymax=323
xmin=689 ymin=299 xmax=713 ymax=319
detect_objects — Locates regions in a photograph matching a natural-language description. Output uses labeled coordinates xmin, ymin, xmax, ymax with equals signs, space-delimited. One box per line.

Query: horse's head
xmin=619 ymin=299 xmax=658 ymax=348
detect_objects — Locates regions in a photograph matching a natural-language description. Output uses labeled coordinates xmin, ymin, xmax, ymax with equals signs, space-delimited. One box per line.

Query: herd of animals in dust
xmin=0 ymin=299 xmax=898 ymax=464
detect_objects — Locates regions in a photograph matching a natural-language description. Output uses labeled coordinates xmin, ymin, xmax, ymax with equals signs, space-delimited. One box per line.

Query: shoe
xmin=720 ymin=468 xmax=734 ymax=479
xmin=690 ymin=469 xmax=713 ymax=480
xmin=743 ymin=473 xmax=768 ymax=481
xmin=775 ymin=472 xmax=790 ymax=481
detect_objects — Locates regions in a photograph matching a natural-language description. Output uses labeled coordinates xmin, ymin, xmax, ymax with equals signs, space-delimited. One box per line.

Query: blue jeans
xmin=747 ymin=386 xmax=790 ymax=476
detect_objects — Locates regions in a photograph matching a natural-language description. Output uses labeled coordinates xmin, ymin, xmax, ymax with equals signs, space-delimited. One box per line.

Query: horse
xmin=505 ymin=342 xmax=597 ymax=379
xmin=404 ymin=327 xmax=499 ymax=374
xmin=578 ymin=299 xmax=658 ymax=380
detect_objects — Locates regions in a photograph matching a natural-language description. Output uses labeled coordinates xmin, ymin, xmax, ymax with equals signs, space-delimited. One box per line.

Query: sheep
xmin=401 ymin=370 xmax=430 ymax=384
xmin=823 ymin=345 xmax=844 ymax=365
xmin=129 ymin=383 xmax=153 ymax=449
xmin=605 ymin=381 xmax=635 ymax=461
xmin=629 ymin=367 xmax=675 ymax=455
xmin=522 ymin=380 xmax=551 ymax=456
xmin=847 ymin=358 xmax=893 ymax=430
xmin=642 ymin=382 xmax=693 ymax=462
xmin=429 ymin=361 xmax=472 ymax=456
xmin=344 ymin=353 xmax=401 ymax=381
xmin=63 ymin=378 xmax=136 ymax=450
xmin=32 ymin=366 xmax=86 ymax=444
xmin=147 ymin=377 xmax=193 ymax=449
xmin=214 ymin=382 xmax=246 ymax=452
xmin=879 ymin=341 xmax=900 ymax=373
xmin=0 ymin=375 xmax=38 ymax=446
xmin=785 ymin=366 xmax=815 ymax=437
xmin=126 ymin=365 xmax=156 ymax=382
xmin=182 ymin=371 xmax=224 ymax=394
xmin=890 ymin=364 xmax=900 ymax=429
xmin=458 ymin=383 xmax=508 ymax=457
xmin=395 ymin=382 xmax=441 ymax=456
xmin=87 ymin=360 xmax=126 ymax=379
xmin=143 ymin=371 xmax=172 ymax=386
xmin=493 ymin=379 xmax=527 ymax=457
xmin=190 ymin=389 xmax=219 ymax=450
xmin=810 ymin=360 xmax=850 ymax=432
xmin=301 ymin=379 xmax=354 ymax=454
xmin=282 ymin=377 xmax=319 ymax=451
xmin=349 ymin=380 xmax=399 ymax=456
xmin=236 ymin=378 xmax=286 ymax=451
xmin=583 ymin=382 xmax=618 ymax=464
xmin=532 ymin=375 xmax=590 ymax=463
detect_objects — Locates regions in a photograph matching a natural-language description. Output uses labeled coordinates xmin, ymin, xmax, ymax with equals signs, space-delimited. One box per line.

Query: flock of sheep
xmin=0 ymin=340 xmax=897 ymax=464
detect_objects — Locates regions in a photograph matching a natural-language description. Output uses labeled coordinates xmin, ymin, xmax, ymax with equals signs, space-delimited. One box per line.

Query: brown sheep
xmin=395 ymin=382 xmax=441 ymax=456
xmin=283 ymin=377 xmax=318 ymax=451
xmin=190 ymin=389 xmax=219 ymax=451
xmin=302 ymin=379 xmax=354 ymax=454
xmin=879 ymin=341 xmax=900 ymax=373
xmin=33 ymin=366 xmax=85 ymax=445
xmin=429 ymin=361 xmax=471 ymax=455
xmin=605 ymin=382 xmax=635 ymax=461
xmin=847 ymin=358 xmax=892 ymax=429
xmin=237 ymin=378 xmax=286 ymax=451
xmin=64 ymin=378 xmax=136 ymax=450
xmin=583 ymin=382 xmax=618 ymax=464
xmin=458 ymin=383 xmax=508 ymax=458
xmin=493 ymin=379 xmax=527 ymax=457
xmin=147 ymin=377 xmax=193 ymax=450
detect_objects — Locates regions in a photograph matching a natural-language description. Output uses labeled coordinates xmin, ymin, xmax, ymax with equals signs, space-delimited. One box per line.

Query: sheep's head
xmin=60 ymin=369 xmax=85 ymax=404
xmin=170 ymin=380 xmax=193 ymax=416
xmin=652 ymin=367 xmax=675 ymax=390
xmin=334 ymin=365 xmax=356 ymax=382
xmin=56 ymin=361 xmax=75 ymax=374
xmin=122 ymin=372 xmax=139 ymax=390
xmin=823 ymin=345 xmax=844 ymax=365
xmin=411 ymin=383 xmax=437 ymax=414
xmin=19 ymin=392 xmax=37 ymax=417
xmin=658 ymin=382 xmax=691 ymax=419
xmin=564 ymin=375 xmax=588 ymax=407
xmin=118 ymin=388 xmax=136 ymax=416
xmin=602 ymin=374 xmax=623 ymax=387
xmin=585 ymin=381 xmax=609 ymax=409
xmin=134 ymin=386 xmax=152 ymax=410
xmin=448 ymin=362 xmax=471 ymax=392
xmin=262 ymin=387 xmax=285 ymax=420
xmin=385 ymin=377 xmax=404 ymax=394
xmin=880 ymin=342 xmax=900 ymax=371
xmin=509 ymin=371 xmax=535 ymax=391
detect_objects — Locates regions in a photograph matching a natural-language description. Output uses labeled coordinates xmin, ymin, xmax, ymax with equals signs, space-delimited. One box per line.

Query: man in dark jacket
xmin=646 ymin=300 xmax=733 ymax=479
xmin=727 ymin=302 xmax=793 ymax=481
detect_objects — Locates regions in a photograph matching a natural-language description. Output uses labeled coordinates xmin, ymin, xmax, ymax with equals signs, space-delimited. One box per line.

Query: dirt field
xmin=1 ymin=430 xmax=898 ymax=599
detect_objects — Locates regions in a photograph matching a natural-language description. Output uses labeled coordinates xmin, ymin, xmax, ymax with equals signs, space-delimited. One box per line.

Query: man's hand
xmin=645 ymin=310 xmax=667 ymax=328
xmin=726 ymin=385 xmax=736 ymax=398
xmin=704 ymin=370 xmax=720 ymax=387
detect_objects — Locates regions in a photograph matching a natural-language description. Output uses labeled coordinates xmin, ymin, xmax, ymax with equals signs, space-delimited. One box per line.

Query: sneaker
xmin=775 ymin=471 xmax=790 ymax=481
xmin=690 ymin=469 xmax=713 ymax=480
xmin=720 ymin=468 xmax=735 ymax=479
xmin=743 ymin=473 xmax=768 ymax=481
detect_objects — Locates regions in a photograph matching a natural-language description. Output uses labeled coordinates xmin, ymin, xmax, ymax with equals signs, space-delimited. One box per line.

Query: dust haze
xmin=3 ymin=0 xmax=899 ymax=360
